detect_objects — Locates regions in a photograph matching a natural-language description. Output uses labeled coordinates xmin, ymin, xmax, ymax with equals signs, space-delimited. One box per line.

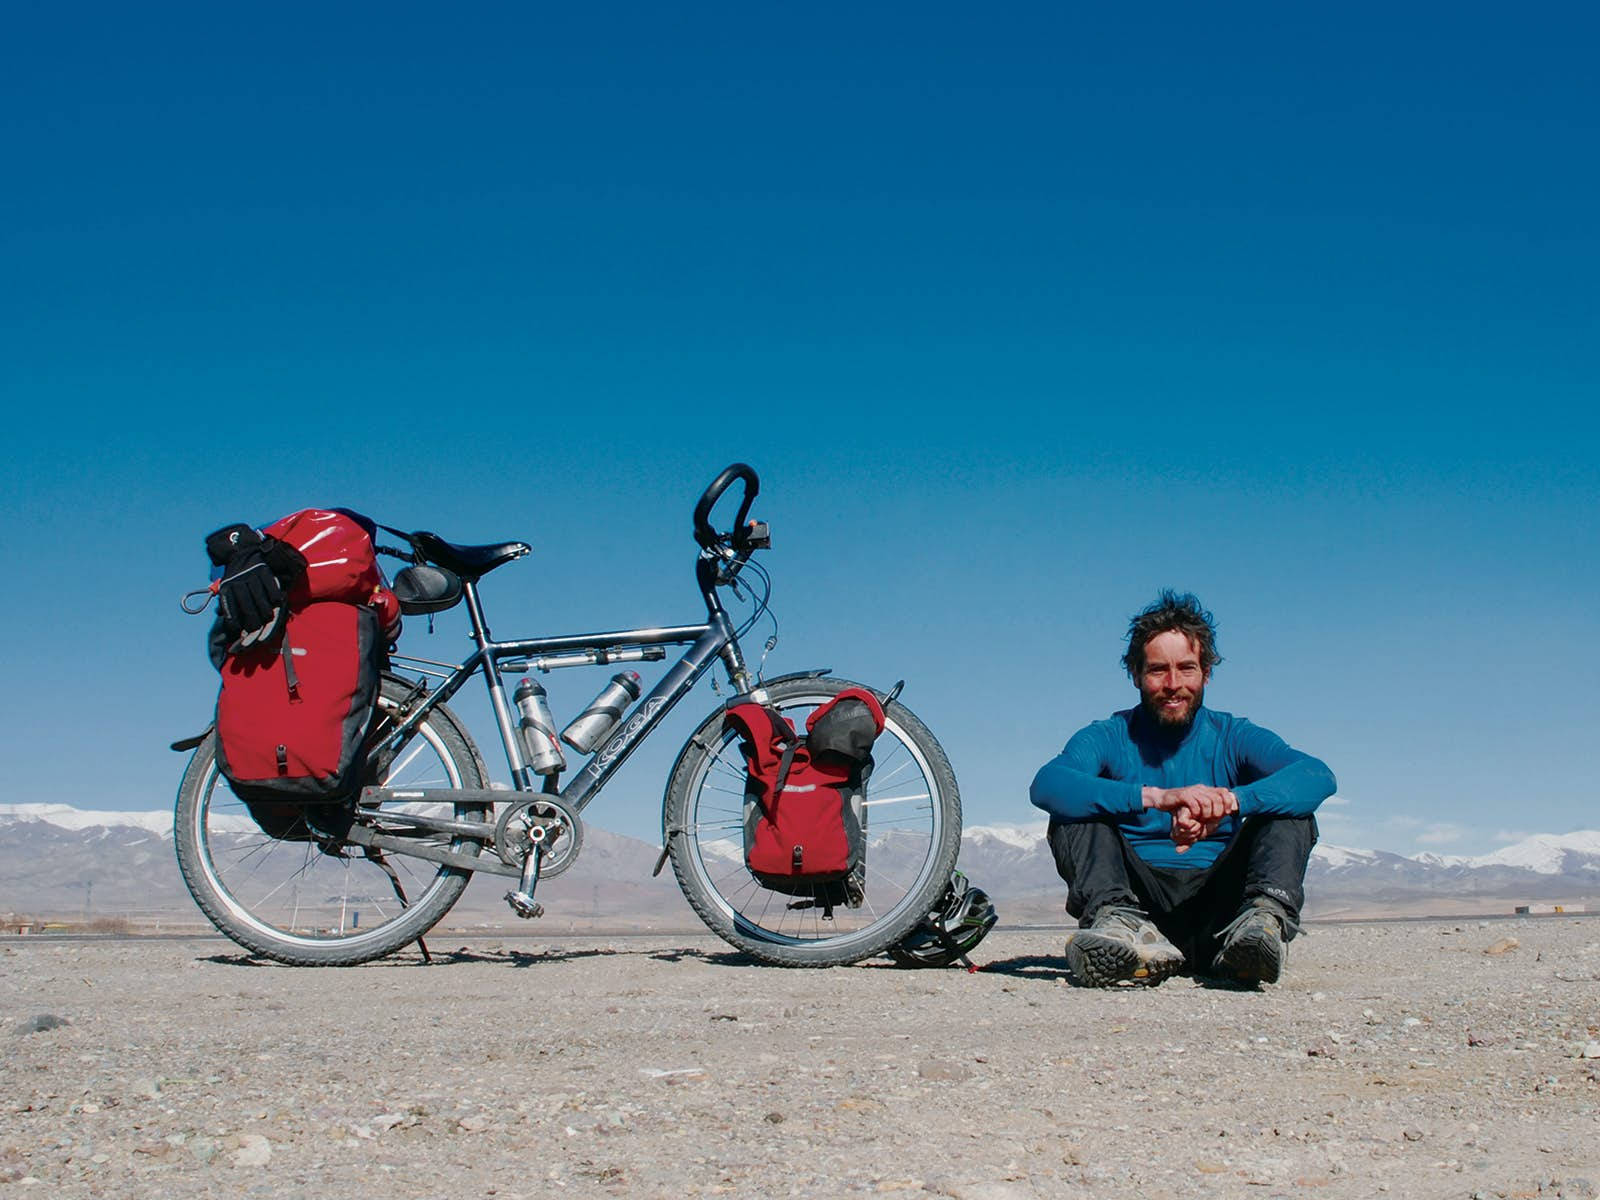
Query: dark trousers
xmin=1047 ymin=816 xmax=1318 ymax=968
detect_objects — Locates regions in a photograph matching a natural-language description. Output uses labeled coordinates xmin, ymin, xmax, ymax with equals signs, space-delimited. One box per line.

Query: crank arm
xmin=505 ymin=839 xmax=546 ymax=918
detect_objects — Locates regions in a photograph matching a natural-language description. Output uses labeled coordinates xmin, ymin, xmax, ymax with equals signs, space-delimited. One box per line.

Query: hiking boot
xmin=1212 ymin=897 xmax=1289 ymax=985
xmin=1064 ymin=905 xmax=1185 ymax=987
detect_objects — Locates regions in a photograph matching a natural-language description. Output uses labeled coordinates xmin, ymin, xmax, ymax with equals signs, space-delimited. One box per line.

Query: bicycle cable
xmin=730 ymin=554 xmax=772 ymax=639
xmin=751 ymin=561 xmax=779 ymax=675
xmin=718 ymin=550 xmax=774 ymax=670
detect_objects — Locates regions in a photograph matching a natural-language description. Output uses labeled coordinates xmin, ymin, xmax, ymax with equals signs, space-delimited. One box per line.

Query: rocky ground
xmin=2 ymin=920 xmax=1598 ymax=1200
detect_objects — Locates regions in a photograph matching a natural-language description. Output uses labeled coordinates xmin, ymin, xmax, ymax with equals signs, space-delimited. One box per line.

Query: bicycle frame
xmin=375 ymin=552 xmax=758 ymax=816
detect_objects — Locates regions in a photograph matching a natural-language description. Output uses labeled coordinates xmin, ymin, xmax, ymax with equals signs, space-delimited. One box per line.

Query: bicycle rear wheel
xmin=664 ymin=675 xmax=961 ymax=966
xmin=174 ymin=678 xmax=489 ymax=966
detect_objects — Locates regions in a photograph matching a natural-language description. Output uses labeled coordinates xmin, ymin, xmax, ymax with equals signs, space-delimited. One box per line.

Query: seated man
xmin=1030 ymin=591 xmax=1335 ymax=986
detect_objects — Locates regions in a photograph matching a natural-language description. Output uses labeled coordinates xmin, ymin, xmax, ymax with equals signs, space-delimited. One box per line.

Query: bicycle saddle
xmin=407 ymin=531 xmax=530 ymax=580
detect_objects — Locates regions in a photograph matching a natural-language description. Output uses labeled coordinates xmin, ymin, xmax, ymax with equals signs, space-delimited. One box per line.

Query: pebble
xmin=11 ymin=1014 xmax=69 ymax=1035
xmin=948 ymin=1184 xmax=1036 ymax=1200
xmin=231 ymin=1134 xmax=272 ymax=1167
xmin=639 ymin=1067 xmax=707 ymax=1084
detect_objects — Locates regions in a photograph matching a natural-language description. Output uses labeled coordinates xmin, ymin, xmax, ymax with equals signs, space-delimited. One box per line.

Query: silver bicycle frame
xmin=378 ymin=553 xmax=755 ymax=814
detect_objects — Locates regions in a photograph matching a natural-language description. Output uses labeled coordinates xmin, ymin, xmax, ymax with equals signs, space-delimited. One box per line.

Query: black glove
xmin=206 ymin=523 xmax=259 ymax=567
xmin=205 ymin=524 xmax=307 ymax=650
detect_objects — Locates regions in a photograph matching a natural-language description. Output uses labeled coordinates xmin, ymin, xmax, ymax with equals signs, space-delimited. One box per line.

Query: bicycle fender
xmin=754 ymin=670 xmax=903 ymax=714
xmin=756 ymin=668 xmax=831 ymax=689
xmin=171 ymin=724 xmax=214 ymax=752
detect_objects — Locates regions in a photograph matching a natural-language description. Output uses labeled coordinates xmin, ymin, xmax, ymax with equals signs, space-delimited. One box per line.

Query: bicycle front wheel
xmin=664 ymin=675 xmax=962 ymax=966
xmin=174 ymin=678 xmax=489 ymax=966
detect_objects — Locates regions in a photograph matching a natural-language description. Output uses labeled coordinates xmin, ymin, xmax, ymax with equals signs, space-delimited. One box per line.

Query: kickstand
xmin=364 ymin=846 xmax=431 ymax=964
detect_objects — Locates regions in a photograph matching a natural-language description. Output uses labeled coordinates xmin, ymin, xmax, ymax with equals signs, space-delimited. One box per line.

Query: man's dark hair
xmin=1121 ymin=590 xmax=1222 ymax=679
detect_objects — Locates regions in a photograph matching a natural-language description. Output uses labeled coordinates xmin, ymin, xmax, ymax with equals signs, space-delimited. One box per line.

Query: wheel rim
xmin=187 ymin=707 xmax=473 ymax=951
xmin=679 ymin=691 xmax=949 ymax=950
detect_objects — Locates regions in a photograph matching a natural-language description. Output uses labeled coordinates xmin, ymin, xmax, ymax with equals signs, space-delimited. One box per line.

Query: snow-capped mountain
xmin=1470 ymin=831 xmax=1600 ymax=874
xmin=955 ymin=820 xmax=1600 ymax=879
xmin=1 ymin=802 xmax=177 ymax=836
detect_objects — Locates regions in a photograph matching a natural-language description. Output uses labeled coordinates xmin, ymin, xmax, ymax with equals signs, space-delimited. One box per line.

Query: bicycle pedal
xmin=504 ymin=890 xmax=544 ymax=919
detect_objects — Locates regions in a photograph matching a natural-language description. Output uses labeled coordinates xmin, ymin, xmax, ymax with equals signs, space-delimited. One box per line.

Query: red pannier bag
xmin=210 ymin=510 xmax=400 ymax=837
xmin=215 ymin=601 xmax=386 ymax=804
xmin=724 ymin=688 xmax=885 ymax=911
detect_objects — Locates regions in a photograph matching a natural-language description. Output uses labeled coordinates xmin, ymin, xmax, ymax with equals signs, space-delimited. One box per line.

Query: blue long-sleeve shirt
xmin=1029 ymin=706 xmax=1336 ymax=869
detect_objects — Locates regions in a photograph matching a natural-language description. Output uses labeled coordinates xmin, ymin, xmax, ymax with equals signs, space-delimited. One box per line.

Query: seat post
xmin=461 ymin=579 xmax=494 ymax=647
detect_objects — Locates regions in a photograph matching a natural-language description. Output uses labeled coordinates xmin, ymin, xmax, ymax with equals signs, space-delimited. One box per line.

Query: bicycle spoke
xmin=385 ymin=741 xmax=430 ymax=782
xmin=862 ymin=791 xmax=931 ymax=808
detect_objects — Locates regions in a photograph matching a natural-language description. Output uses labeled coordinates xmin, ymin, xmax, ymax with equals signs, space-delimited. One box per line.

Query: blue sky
xmin=4 ymin=3 xmax=1595 ymax=855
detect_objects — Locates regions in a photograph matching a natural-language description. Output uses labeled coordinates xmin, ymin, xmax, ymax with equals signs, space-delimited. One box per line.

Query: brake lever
xmin=714 ymin=549 xmax=746 ymax=592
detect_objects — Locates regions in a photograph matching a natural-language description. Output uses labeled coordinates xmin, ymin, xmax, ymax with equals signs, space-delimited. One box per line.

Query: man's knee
xmin=1049 ymin=818 xmax=1143 ymax=923
xmin=1243 ymin=813 xmax=1318 ymax=859
xmin=1048 ymin=817 xmax=1124 ymax=882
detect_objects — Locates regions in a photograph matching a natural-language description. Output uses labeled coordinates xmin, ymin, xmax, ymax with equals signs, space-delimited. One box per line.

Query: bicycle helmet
xmin=888 ymin=870 xmax=998 ymax=968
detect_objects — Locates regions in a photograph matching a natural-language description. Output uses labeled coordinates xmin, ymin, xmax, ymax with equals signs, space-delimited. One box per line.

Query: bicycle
xmin=173 ymin=464 xmax=962 ymax=967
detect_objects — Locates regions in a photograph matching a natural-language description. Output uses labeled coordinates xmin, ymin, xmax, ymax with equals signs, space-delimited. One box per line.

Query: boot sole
xmin=1065 ymin=933 xmax=1184 ymax=988
xmin=1214 ymin=929 xmax=1283 ymax=985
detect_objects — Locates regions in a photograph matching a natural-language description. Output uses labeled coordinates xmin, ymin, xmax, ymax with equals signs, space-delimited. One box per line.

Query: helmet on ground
xmin=888 ymin=870 xmax=997 ymax=968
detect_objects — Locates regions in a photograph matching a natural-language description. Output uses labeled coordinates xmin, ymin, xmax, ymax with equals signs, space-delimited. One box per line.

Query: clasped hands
xmin=1142 ymin=785 xmax=1239 ymax=853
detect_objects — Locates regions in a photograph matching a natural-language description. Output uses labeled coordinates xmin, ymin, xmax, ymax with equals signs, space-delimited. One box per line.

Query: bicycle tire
xmin=174 ymin=677 xmax=489 ymax=966
xmin=664 ymin=675 xmax=961 ymax=966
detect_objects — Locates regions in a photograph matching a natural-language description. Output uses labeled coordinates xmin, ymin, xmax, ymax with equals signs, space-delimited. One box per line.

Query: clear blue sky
xmin=4 ymin=3 xmax=1595 ymax=855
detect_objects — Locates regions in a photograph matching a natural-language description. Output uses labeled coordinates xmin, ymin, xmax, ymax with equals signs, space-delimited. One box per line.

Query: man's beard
xmin=1142 ymin=685 xmax=1204 ymax=730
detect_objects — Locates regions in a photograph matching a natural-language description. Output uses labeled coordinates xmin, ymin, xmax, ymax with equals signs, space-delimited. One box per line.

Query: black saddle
xmin=405 ymin=531 xmax=530 ymax=580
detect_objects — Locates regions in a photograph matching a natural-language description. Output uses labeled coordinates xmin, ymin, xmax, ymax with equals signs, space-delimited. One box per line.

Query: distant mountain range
xmin=2 ymin=804 xmax=1596 ymax=927
xmin=954 ymin=823 xmax=1600 ymax=921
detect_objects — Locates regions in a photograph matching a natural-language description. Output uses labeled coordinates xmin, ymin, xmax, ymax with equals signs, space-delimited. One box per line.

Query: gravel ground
xmin=3 ymin=920 xmax=1598 ymax=1199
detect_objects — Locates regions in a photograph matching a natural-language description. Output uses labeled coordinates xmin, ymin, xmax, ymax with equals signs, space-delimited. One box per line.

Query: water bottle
xmin=561 ymin=671 xmax=642 ymax=753
xmin=514 ymin=678 xmax=566 ymax=775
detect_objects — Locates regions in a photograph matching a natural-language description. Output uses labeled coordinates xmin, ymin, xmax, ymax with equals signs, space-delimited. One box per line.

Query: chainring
xmin=492 ymin=795 xmax=583 ymax=877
